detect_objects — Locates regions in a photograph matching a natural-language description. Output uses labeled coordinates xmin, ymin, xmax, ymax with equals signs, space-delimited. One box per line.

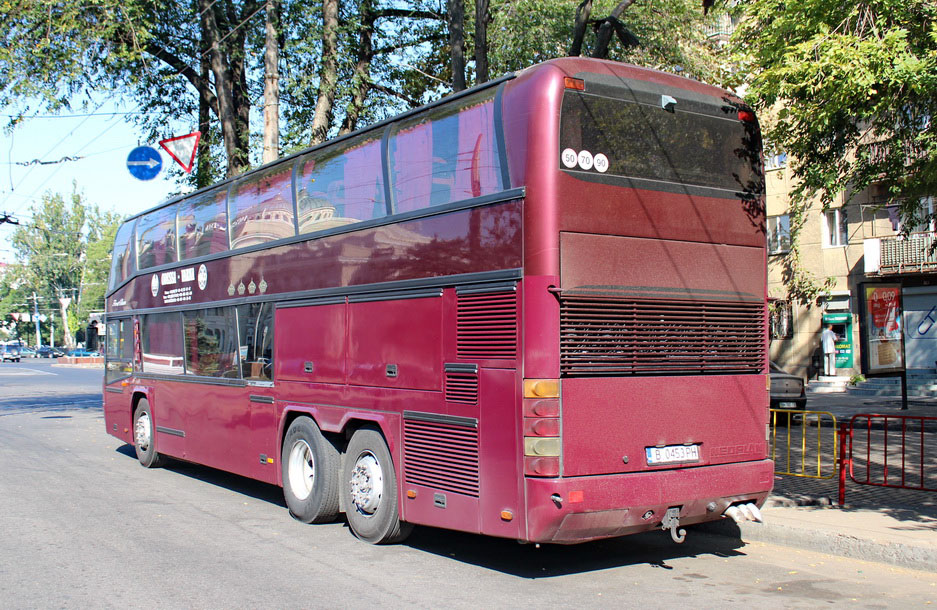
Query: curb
xmin=695 ymin=514 xmax=937 ymax=573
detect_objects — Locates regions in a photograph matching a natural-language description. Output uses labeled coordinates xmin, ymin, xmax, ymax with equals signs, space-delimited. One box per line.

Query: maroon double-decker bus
xmin=103 ymin=57 xmax=772 ymax=545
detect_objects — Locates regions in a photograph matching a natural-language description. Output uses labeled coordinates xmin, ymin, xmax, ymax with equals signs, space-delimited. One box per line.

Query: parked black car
xmin=36 ymin=346 xmax=64 ymax=358
xmin=769 ymin=361 xmax=807 ymax=410
xmin=1 ymin=344 xmax=22 ymax=362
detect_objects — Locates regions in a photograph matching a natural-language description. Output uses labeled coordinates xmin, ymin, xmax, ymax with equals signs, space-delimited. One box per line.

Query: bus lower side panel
xmin=524 ymin=459 xmax=774 ymax=544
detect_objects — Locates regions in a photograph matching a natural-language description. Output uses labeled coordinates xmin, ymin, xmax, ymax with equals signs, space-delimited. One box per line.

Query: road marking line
xmin=0 ymin=368 xmax=57 ymax=376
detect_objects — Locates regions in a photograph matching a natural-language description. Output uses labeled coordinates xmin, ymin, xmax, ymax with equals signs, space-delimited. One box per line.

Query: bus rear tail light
xmin=524 ymin=379 xmax=561 ymax=476
xmin=738 ymin=109 xmax=757 ymax=123
xmin=524 ymin=417 xmax=560 ymax=437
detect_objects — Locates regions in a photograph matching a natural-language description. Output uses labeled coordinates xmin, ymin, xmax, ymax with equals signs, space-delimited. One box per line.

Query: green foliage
xmin=489 ymin=0 xmax=727 ymax=85
xmin=5 ymin=187 xmax=120 ymax=346
xmin=733 ymin=0 xmax=937 ymax=303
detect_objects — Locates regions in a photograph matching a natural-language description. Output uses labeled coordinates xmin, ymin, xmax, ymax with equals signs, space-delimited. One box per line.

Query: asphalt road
xmin=1 ymin=360 xmax=935 ymax=608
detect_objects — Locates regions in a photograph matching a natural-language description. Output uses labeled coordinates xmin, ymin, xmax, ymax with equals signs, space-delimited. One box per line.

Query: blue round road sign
xmin=127 ymin=146 xmax=163 ymax=181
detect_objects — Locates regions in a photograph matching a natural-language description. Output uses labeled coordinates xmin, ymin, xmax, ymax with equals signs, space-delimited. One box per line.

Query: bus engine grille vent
xmin=457 ymin=290 xmax=517 ymax=360
xmin=403 ymin=420 xmax=480 ymax=497
xmin=445 ymin=371 xmax=479 ymax=405
xmin=560 ymin=296 xmax=766 ymax=377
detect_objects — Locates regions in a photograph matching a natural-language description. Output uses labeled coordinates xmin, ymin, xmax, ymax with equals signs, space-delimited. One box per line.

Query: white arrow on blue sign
xmin=127 ymin=146 xmax=163 ymax=181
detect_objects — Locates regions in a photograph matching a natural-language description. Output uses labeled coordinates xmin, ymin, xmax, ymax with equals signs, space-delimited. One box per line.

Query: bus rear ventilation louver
xmin=403 ymin=420 xmax=480 ymax=498
xmin=560 ymin=296 xmax=766 ymax=377
xmin=445 ymin=371 xmax=479 ymax=405
xmin=457 ymin=291 xmax=517 ymax=360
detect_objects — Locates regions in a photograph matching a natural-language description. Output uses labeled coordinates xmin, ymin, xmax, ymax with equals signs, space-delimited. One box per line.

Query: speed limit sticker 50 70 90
xmin=560 ymin=148 xmax=608 ymax=173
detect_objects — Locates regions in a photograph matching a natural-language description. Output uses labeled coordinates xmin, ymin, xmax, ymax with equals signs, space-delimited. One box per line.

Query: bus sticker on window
xmin=577 ymin=150 xmax=594 ymax=170
xmin=594 ymin=153 xmax=609 ymax=173
xmin=561 ymin=148 xmax=578 ymax=168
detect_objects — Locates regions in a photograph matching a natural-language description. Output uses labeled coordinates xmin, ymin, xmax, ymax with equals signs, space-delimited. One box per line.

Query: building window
xmin=769 ymin=300 xmax=793 ymax=340
xmin=887 ymin=196 xmax=935 ymax=234
xmin=767 ymin=215 xmax=791 ymax=254
xmin=765 ymin=152 xmax=787 ymax=171
xmin=823 ymin=208 xmax=848 ymax=247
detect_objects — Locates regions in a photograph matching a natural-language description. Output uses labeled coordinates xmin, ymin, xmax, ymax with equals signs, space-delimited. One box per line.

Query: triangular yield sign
xmin=159 ymin=131 xmax=202 ymax=174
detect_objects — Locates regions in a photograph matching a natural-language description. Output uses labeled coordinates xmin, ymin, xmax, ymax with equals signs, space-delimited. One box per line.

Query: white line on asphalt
xmin=0 ymin=368 xmax=57 ymax=376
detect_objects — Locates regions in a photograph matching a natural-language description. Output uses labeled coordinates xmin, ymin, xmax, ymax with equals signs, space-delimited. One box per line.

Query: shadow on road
xmin=0 ymin=393 xmax=102 ymax=416
xmin=111 ymin=442 xmax=750 ymax=577
xmin=115 ymin=443 xmax=286 ymax=507
xmin=402 ymin=525 xmax=748 ymax=577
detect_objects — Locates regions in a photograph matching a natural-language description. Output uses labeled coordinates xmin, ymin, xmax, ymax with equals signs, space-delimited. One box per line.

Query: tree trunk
xmin=311 ymin=0 xmax=339 ymax=145
xmin=340 ymin=0 xmax=376 ymax=136
xmin=198 ymin=0 xmax=241 ymax=178
xmin=262 ymin=0 xmax=280 ymax=163
xmin=474 ymin=0 xmax=490 ymax=84
xmin=448 ymin=0 xmax=466 ymax=91
xmin=196 ymin=28 xmax=213 ymax=188
xmin=57 ymin=295 xmax=73 ymax=350
xmin=569 ymin=0 xmax=593 ymax=56
xmin=592 ymin=0 xmax=636 ymax=59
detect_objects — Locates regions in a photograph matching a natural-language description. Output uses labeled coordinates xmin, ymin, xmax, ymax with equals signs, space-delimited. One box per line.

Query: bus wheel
xmin=343 ymin=427 xmax=413 ymax=544
xmin=133 ymin=399 xmax=164 ymax=468
xmin=281 ymin=417 xmax=340 ymax=524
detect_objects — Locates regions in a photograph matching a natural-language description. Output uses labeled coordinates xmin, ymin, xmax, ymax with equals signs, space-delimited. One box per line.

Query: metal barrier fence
xmin=769 ymin=409 xmax=937 ymax=504
xmin=848 ymin=414 xmax=937 ymax=493
xmin=769 ymin=409 xmax=838 ymax=479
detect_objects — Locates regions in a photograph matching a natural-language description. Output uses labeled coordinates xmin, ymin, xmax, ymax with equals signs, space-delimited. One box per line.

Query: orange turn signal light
xmin=500 ymin=510 xmax=514 ymax=521
xmin=524 ymin=379 xmax=559 ymax=399
xmin=564 ymin=77 xmax=585 ymax=91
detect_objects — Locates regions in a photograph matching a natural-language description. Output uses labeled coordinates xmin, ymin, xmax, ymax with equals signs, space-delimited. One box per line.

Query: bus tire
xmin=343 ymin=427 xmax=413 ymax=544
xmin=133 ymin=399 xmax=164 ymax=468
xmin=281 ymin=416 xmax=340 ymax=524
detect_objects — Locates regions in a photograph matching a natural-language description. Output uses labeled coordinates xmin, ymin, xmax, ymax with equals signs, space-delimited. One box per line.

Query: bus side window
xmin=183 ymin=308 xmax=240 ymax=378
xmin=229 ymin=165 xmax=295 ymax=249
xmin=137 ymin=206 xmax=178 ymax=270
xmin=109 ymin=220 xmax=136 ymax=290
xmin=297 ymin=131 xmax=385 ymax=234
xmin=238 ymin=302 xmax=274 ymax=381
xmin=389 ymin=91 xmax=503 ymax=214
xmin=178 ymin=188 xmax=229 ymax=259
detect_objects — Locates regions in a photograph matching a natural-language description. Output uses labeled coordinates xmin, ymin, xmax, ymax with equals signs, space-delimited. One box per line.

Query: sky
xmin=0 ymin=101 xmax=191 ymax=263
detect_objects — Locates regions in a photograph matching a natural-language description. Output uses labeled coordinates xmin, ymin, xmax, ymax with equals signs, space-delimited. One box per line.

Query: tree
xmin=9 ymin=189 xmax=120 ymax=349
xmin=489 ymin=0 xmax=726 ymax=85
xmin=733 ymin=0 xmax=937 ymax=300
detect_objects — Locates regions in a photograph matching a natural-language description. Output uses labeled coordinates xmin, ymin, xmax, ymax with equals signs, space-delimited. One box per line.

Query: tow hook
xmin=723 ymin=502 xmax=764 ymax=523
xmin=661 ymin=507 xmax=686 ymax=543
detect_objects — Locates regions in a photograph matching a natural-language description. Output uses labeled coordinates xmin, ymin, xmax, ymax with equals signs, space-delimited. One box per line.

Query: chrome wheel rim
xmin=349 ymin=451 xmax=383 ymax=515
xmin=288 ymin=440 xmax=314 ymax=500
xmin=134 ymin=412 xmax=151 ymax=452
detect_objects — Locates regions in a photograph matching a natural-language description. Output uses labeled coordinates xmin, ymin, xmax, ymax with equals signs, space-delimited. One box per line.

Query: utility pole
xmin=31 ymin=292 xmax=41 ymax=348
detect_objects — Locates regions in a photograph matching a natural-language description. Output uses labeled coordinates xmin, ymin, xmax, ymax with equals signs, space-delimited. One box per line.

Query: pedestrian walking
xmin=821 ymin=324 xmax=838 ymax=376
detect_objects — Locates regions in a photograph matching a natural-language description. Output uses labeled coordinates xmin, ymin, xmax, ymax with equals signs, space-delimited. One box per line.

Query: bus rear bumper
xmin=523 ymin=459 xmax=774 ymax=544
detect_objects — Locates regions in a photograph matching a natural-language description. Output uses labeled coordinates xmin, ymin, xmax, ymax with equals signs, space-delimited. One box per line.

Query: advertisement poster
xmin=864 ymin=284 xmax=904 ymax=373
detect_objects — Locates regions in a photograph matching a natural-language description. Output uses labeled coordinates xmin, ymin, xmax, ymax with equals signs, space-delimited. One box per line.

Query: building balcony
xmin=864 ymin=233 xmax=937 ymax=275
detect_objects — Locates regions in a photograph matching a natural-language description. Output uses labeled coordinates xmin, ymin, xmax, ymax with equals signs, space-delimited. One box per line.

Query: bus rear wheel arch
xmin=281 ymin=416 xmax=341 ymax=524
xmin=133 ymin=398 xmax=165 ymax=468
xmin=343 ymin=426 xmax=413 ymax=544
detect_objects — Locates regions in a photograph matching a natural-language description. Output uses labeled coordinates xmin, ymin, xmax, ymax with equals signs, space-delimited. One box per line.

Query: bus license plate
xmin=646 ymin=444 xmax=700 ymax=465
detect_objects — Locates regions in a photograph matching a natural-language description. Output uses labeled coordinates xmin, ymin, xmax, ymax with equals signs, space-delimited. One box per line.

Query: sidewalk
xmin=700 ymin=391 xmax=937 ymax=571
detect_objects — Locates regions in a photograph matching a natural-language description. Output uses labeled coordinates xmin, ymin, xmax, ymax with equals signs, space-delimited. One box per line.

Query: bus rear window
xmin=560 ymin=91 xmax=761 ymax=193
